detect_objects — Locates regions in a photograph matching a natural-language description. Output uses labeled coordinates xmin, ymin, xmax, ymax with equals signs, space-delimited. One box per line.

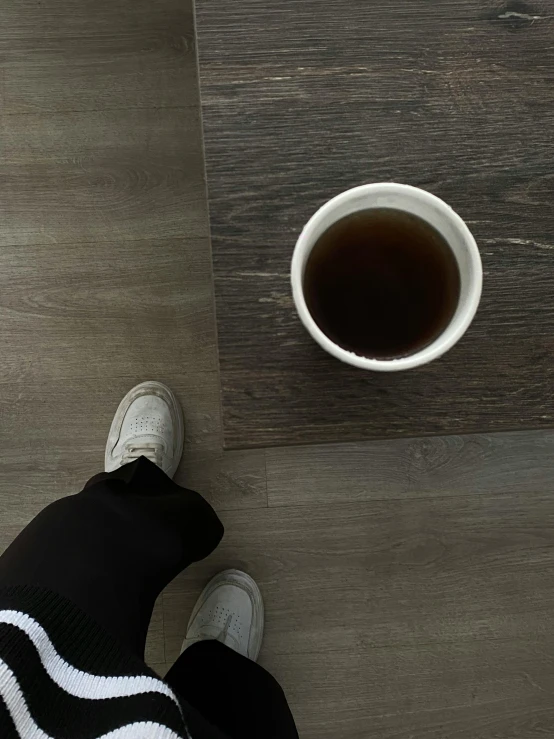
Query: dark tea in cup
xmin=303 ymin=208 xmax=461 ymax=360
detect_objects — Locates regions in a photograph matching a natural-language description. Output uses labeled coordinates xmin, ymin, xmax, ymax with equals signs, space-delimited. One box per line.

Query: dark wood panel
xmin=195 ymin=0 xmax=554 ymax=447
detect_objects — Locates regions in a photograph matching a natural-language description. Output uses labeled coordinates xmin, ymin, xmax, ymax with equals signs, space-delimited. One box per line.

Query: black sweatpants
xmin=0 ymin=457 xmax=299 ymax=739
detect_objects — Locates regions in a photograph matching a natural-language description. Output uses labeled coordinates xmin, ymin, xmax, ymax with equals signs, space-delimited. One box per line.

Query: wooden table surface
xmin=195 ymin=0 xmax=554 ymax=449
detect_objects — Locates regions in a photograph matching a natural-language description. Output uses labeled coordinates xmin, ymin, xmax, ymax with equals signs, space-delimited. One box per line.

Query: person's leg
xmin=165 ymin=570 xmax=299 ymax=739
xmin=0 ymin=458 xmax=223 ymax=657
xmin=0 ymin=380 xmax=298 ymax=737
xmin=167 ymin=642 xmax=299 ymax=739
xmin=0 ymin=382 xmax=223 ymax=658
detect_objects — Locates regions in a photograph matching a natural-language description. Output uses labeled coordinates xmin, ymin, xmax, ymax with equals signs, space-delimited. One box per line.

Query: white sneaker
xmin=105 ymin=381 xmax=184 ymax=479
xmin=182 ymin=570 xmax=264 ymax=661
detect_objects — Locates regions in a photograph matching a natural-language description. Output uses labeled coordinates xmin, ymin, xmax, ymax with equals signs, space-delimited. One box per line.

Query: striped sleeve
xmin=0 ymin=588 xmax=188 ymax=739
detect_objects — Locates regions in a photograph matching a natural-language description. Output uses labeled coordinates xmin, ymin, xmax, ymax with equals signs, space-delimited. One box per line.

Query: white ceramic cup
xmin=291 ymin=183 xmax=482 ymax=372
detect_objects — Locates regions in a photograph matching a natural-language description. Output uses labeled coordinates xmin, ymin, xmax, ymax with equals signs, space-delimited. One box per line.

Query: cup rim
xmin=290 ymin=183 xmax=483 ymax=372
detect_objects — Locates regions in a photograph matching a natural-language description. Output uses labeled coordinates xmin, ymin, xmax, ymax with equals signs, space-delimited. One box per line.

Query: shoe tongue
xmin=122 ymin=436 xmax=166 ymax=467
xmin=125 ymin=434 xmax=166 ymax=450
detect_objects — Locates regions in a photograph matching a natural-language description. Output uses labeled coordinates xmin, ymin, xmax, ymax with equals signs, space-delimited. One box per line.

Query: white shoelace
xmin=214 ymin=613 xmax=239 ymax=650
xmin=187 ymin=613 xmax=241 ymax=654
xmin=121 ymin=442 xmax=163 ymax=467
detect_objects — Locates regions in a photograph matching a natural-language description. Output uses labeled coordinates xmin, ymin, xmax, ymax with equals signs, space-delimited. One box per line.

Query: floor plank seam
xmin=264 ymin=489 xmax=548 ymax=510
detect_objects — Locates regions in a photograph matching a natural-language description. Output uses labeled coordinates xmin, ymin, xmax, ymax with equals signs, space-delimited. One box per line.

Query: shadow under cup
xmin=291 ymin=183 xmax=483 ymax=372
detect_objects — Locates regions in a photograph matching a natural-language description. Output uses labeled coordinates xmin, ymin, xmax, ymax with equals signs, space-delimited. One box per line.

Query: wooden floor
xmin=2 ymin=0 xmax=554 ymax=736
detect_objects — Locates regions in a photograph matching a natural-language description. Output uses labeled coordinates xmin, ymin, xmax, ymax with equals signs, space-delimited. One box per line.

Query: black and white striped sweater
xmin=0 ymin=586 xmax=228 ymax=739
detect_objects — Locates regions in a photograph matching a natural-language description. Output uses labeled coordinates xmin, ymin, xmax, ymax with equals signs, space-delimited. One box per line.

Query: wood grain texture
xmin=0 ymin=0 xmax=190 ymax=37
xmin=266 ymin=428 xmax=554 ymax=506
xmin=0 ymin=38 xmax=198 ymax=114
xmin=252 ymin=642 xmax=554 ymax=739
xmin=182 ymin=449 xmax=268 ymax=510
xmin=0 ymin=239 xmax=214 ymax=381
xmin=0 ymin=109 xmax=206 ymax=246
xmin=0 ymin=0 xmax=198 ymax=113
xmin=163 ymin=492 xmax=554 ymax=737
xmin=195 ymin=0 xmax=554 ymax=448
